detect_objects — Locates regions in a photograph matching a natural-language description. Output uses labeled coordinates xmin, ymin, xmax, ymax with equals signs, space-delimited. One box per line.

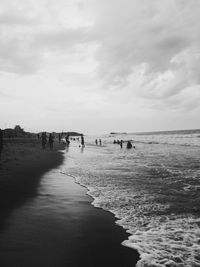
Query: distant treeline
xmin=2 ymin=126 xmax=83 ymax=138
xmin=2 ymin=125 xmax=34 ymax=138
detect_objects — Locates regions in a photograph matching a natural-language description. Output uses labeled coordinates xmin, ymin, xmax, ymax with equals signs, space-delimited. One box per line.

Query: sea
xmin=62 ymin=129 xmax=200 ymax=267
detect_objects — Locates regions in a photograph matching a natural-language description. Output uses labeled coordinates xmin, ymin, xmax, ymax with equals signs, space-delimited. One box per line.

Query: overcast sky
xmin=0 ymin=0 xmax=199 ymax=134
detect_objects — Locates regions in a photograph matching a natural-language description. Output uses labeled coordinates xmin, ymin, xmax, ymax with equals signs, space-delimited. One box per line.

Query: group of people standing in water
xmin=40 ymin=132 xmax=54 ymax=150
xmin=39 ymin=132 xmax=85 ymax=150
xmin=95 ymin=138 xmax=135 ymax=149
xmin=113 ymin=139 xmax=135 ymax=149
xmin=39 ymin=132 xmax=135 ymax=151
xmin=95 ymin=139 xmax=102 ymax=146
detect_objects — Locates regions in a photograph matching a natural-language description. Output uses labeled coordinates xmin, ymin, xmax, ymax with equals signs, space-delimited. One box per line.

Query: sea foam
xmin=63 ymin=130 xmax=200 ymax=266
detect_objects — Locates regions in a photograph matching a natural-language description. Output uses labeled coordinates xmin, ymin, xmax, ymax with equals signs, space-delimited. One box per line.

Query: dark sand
xmin=0 ymin=138 xmax=139 ymax=267
xmin=0 ymin=138 xmax=65 ymax=226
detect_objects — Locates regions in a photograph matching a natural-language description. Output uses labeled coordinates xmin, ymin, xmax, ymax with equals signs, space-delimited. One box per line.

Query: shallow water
xmin=63 ymin=130 xmax=200 ymax=267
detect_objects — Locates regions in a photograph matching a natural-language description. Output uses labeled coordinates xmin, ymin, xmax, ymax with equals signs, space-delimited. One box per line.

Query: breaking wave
xmin=62 ymin=131 xmax=200 ymax=266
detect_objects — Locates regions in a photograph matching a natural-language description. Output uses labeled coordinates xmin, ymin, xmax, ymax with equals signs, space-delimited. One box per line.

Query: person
xmin=81 ymin=134 xmax=85 ymax=147
xmin=126 ymin=141 xmax=132 ymax=149
xmin=113 ymin=140 xmax=116 ymax=144
xmin=41 ymin=132 xmax=47 ymax=149
xmin=58 ymin=133 xmax=61 ymax=144
xmin=65 ymin=135 xmax=70 ymax=146
xmin=99 ymin=139 xmax=102 ymax=146
xmin=0 ymin=129 xmax=3 ymax=160
xmin=95 ymin=139 xmax=98 ymax=145
xmin=81 ymin=145 xmax=84 ymax=153
xmin=120 ymin=140 xmax=123 ymax=148
xmin=49 ymin=133 xmax=54 ymax=150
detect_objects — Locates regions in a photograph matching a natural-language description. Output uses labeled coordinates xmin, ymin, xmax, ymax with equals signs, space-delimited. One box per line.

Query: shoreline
xmin=0 ymin=138 xmax=140 ymax=266
xmin=70 ymin=173 xmax=141 ymax=266
xmin=72 ymin=177 xmax=140 ymax=267
xmin=0 ymin=138 xmax=65 ymax=227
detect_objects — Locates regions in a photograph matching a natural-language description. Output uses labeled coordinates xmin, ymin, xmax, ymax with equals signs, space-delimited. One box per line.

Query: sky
xmin=0 ymin=0 xmax=200 ymax=134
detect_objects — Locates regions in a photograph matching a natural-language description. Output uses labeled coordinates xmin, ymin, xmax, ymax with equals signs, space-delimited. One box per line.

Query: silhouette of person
xmin=81 ymin=134 xmax=85 ymax=147
xmin=0 ymin=129 xmax=3 ymax=160
xmin=126 ymin=141 xmax=132 ymax=149
xmin=41 ymin=132 xmax=47 ymax=149
xmin=49 ymin=133 xmax=54 ymax=150
xmin=99 ymin=139 xmax=102 ymax=146
xmin=120 ymin=140 xmax=123 ymax=148
xmin=58 ymin=133 xmax=61 ymax=144
xmin=95 ymin=139 xmax=98 ymax=145
xmin=81 ymin=145 xmax=84 ymax=153
xmin=65 ymin=135 xmax=70 ymax=146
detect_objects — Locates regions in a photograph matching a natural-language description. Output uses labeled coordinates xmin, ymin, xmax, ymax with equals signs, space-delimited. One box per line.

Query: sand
xmin=0 ymin=138 xmax=65 ymax=223
xmin=0 ymin=138 xmax=139 ymax=266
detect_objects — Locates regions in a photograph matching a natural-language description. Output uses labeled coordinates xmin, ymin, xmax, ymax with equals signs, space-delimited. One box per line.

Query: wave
xmin=61 ymin=142 xmax=200 ymax=267
xmin=106 ymin=138 xmax=200 ymax=147
xmin=62 ymin=171 xmax=200 ymax=267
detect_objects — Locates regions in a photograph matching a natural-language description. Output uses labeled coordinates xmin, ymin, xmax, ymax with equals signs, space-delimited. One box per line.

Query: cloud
xmin=0 ymin=89 xmax=16 ymax=99
xmin=0 ymin=0 xmax=199 ymax=115
xmin=0 ymin=0 xmax=92 ymax=74
xmin=77 ymin=0 xmax=200 ymax=112
xmin=149 ymin=85 xmax=200 ymax=112
xmin=129 ymin=47 xmax=200 ymax=103
xmin=0 ymin=13 xmax=35 ymax=25
xmin=88 ymin=0 xmax=200 ymax=78
xmin=34 ymin=27 xmax=91 ymax=52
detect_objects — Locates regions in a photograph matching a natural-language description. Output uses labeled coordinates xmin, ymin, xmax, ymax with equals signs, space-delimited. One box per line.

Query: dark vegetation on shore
xmin=2 ymin=125 xmax=82 ymax=139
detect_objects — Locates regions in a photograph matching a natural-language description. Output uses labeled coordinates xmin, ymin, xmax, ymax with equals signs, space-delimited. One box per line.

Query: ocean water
xmin=63 ymin=129 xmax=200 ymax=267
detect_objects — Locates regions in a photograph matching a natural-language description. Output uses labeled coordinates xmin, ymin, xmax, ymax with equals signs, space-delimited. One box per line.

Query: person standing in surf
xmin=126 ymin=141 xmax=132 ymax=149
xmin=58 ymin=133 xmax=61 ymax=144
xmin=120 ymin=140 xmax=123 ymax=148
xmin=65 ymin=134 xmax=70 ymax=146
xmin=81 ymin=134 xmax=85 ymax=147
xmin=48 ymin=133 xmax=54 ymax=150
xmin=41 ymin=132 xmax=47 ymax=149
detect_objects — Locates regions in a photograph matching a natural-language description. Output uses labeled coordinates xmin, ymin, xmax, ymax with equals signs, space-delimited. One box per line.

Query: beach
xmin=0 ymin=138 xmax=65 ymax=219
xmin=0 ymin=138 xmax=140 ymax=267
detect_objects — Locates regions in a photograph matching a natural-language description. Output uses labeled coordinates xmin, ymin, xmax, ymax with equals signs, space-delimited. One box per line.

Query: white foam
xmin=71 ymin=173 xmax=200 ymax=266
xmin=79 ymin=179 xmax=200 ymax=267
xmin=61 ymin=140 xmax=200 ymax=267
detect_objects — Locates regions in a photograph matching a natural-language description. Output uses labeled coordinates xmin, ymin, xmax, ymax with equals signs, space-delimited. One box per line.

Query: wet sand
xmin=0 ymin=139 xmax=140 ymax=266
xmin=0 ymin=138 xmax=65 ymax=226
